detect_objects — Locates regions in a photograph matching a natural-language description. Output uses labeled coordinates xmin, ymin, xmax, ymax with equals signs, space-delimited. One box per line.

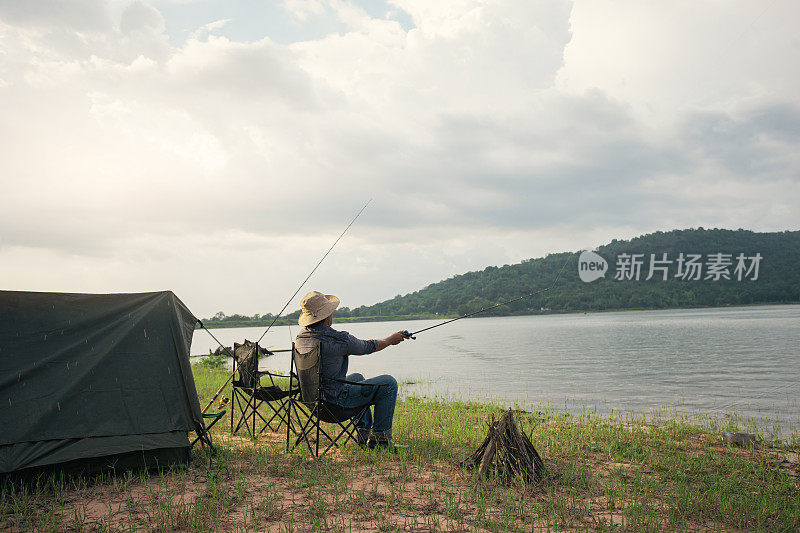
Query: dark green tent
xmin=0 ymin=290 xmax=205 ymax=476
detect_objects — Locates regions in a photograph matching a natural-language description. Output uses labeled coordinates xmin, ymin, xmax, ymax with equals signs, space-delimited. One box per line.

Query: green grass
xmin=2 ymin=365 xmax=798 ymax=531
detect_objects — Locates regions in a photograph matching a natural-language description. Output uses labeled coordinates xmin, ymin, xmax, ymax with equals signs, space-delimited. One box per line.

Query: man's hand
xmin=375 ymin=331 xmax=406 ymax=351
xmin=387 ymin=331 xmax=406 ymax=345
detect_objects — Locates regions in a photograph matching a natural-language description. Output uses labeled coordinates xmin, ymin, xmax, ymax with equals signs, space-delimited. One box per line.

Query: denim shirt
xmin=295 ymin=324 xmax=378 ymax=399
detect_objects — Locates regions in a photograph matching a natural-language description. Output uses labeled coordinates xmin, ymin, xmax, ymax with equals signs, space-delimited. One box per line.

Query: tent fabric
xmin=0 ymin=290 xmax=204 ymax=474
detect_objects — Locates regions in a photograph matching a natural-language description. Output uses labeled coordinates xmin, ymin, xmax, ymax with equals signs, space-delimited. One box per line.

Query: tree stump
xmin=214 ymin=345 xmax=233 ymax=356
xmin=466 ymin=408 xmax=546 ymax=484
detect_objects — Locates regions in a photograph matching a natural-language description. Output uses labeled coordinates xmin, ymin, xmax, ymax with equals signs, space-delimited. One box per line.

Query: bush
xmin=197 ymin=351 xmax=227 ymax=370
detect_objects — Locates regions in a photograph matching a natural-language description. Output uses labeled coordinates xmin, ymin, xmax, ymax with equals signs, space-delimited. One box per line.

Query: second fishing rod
xmin=201 ymin=199 xmax=371 ymax=414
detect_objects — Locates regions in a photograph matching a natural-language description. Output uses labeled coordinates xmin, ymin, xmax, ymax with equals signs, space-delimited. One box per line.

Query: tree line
xmin=202 ymin=228 xmax=800 ymax=328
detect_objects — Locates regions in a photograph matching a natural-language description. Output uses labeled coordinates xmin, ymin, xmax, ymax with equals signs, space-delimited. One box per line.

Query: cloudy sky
xmin=1 ymin=0 xmax=798 ymax=317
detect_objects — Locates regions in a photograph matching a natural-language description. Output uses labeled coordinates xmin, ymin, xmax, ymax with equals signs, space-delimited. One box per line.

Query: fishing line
xmin=200 ymin=199 xmax=371 ymax=414
xmin=707 ymin=379 xmax=800 ymax=416
xmin=401 ymin=254 xmax=573 ymax=339
xmin=287 ymin=322 xmax=294 ymax=358
xmin=256 ymin=198 xmax=372 ymax=344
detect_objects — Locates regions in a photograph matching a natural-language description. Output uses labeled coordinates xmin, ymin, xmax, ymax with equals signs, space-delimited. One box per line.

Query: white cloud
xmin=0 ymin=0 xmax=798 ymax=317
xmin=557 ymin=1 xmax=800 ymax=120
xmin=0 ymin=0 xmax=113 ymax=32
xmin=189 ymin=18 xmax=232 ymax=40
xmin=120 ymin=1 xmax=165 ymax=35
xmin=88 ymin=92 xmax=228 ymax=169
xmin=282 ymin=0 xmax=326 ymax=21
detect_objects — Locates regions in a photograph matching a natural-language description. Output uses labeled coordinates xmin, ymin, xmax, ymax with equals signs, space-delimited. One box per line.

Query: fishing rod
xmin=257 ymin=199 xmax=372 ymax=344
xmin=399 ymin=254 xmax=573 ymax=340
xmin=200 ymin=199 xmax=372 ymax=414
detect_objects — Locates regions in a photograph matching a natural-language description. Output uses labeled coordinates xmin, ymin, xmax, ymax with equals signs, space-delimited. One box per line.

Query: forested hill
xmin=331 ymin=228 xmax=800 ymax=319
xmin=202 ymin=228 xmax=800 ymax=327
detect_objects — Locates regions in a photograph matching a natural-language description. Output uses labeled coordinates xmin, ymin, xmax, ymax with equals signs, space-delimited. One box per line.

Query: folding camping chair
xmin=287 ymin=342 xmax=384 ymax=457
xmin=230 ymin=340 xmax=297 ymax=438
xmin=191 ymin=410 xmax=227 ymax=455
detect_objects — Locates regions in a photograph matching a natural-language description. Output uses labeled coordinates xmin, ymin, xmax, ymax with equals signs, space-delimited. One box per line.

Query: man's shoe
xmin=374 ymin=439 xmax=399 ymax=453
xmin=356 ymin=428 xmax=375 ymax=449
xmin=372 ymin=430 xmax=402 ymax=453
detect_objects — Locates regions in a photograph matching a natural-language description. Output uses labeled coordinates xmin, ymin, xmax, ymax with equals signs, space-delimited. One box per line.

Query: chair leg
xmin=236 ymin=391 xmax=259 ymax=438
xmin=278 ymin=399 xmax=294 ymax=432
xmin=314 ymin=421 xmax=336 ymax=443
xmin=230 ymin=387 xmax=236 ymax=434
xmin=288 ymin=401 xmax=365 ymax=458
xmin=286 ymin=398 xmax=305 ymax=451
xmin=315 ymin=417 xmax=320 ymax=458
xmin=232 ymin=389 xmax=247 ymax=435
xmin=192 ymin=427 xmax=218 ymax=456
xmin=251 ymin=392 xmax=256 ymax=436
xmin=299 ymin=415 xmax=317 ymax=456
xmin=285 ymin=400 xmax=291 ymax=452
xmin=290 ymin=401 xmax=317 ymax=454
xmin=284 ymin=400 xmax=303 ymax=438
xmin=258 ymin=403 xmax=279 ymax=436
xmin=284 ymin=396 xmax=380 ymax=458
xmin=244 ymin=392 xmax=254 ymax=437
xmin=262 ymin=402 xmax=282 ymax=432
xmin=320 ymin=421 xmax=352 ymax=456
xmin=320 ymin=413 xmax=363 ymax=457
xmin=310 ymin=415 xmax=346 ymax=457
xmin=232 ymin=391 xmax=252 ymax=435
xmin=289 ymin=402 xmax=307 ymax=447
xmin=251 ymin=399 xmax=271 ymax=436
xmin=274 ymin=401 xmax=292 ymax=431
xmin=259 ymin=399 xmax=292 ymax=435
xmin=246 ymin=396 xmax=270 ymax=438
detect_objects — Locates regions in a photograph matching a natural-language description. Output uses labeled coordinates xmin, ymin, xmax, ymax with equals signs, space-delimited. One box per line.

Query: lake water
xmin=191 ymin=305 xmax=800 ymax=437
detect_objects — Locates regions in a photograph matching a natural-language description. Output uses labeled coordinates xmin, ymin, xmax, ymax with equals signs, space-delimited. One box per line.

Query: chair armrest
xmin=328 ymin=376 xmax=386 ymax=388
xmin=201 ymin=410 xmax=226 ymax=433
xmin=254 ymin=370 xmax=293 ymax=379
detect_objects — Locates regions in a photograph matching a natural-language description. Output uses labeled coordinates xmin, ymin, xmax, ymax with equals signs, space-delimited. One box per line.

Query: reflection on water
xmin=192 ymin=305 xmax=800 ymax=437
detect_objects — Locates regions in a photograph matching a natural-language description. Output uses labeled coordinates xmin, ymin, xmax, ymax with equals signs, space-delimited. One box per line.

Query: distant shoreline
xmin=196 ymin=300 xmax=800 ymax=330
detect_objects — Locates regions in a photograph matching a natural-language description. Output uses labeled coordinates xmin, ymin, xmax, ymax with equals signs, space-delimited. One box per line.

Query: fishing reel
xmin=400 ymin=330 xmax=416 ymax=340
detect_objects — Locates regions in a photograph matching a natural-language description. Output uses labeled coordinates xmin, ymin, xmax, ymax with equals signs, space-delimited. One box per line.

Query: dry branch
xmin=466 ymin=408 xmax=546 ymax=484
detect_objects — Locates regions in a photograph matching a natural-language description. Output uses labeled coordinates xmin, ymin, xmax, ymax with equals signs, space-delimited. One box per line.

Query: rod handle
xmin=400 ymin=330 xmax=416 ymax=340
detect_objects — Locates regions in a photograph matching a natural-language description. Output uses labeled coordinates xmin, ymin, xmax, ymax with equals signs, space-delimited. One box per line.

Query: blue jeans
xmin=336 ymin=373 xmax=398 ymax=433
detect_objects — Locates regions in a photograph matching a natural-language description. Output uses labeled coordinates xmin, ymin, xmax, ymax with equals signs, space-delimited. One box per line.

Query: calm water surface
xmin=192 ymin=305 xmax=800 ymax=436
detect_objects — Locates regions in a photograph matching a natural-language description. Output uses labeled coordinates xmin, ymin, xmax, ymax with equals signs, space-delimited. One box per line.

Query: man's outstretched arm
xmin=344 ymin=330 xmax=405 ymax=355
xmin=374 ymin=332 xmax=406 ymax=351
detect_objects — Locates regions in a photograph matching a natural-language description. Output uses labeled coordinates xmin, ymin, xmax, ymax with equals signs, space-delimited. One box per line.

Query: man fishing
xmin=295 ymin=290 xmax=407 ymax=450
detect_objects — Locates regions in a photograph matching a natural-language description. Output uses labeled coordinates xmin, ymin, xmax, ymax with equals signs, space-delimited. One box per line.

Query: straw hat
xmin=298 ymin=290 xmax=340 ymax=327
